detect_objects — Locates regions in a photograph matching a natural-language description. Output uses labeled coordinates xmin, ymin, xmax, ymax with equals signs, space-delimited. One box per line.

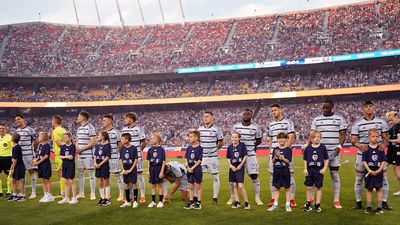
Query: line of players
xmin=1 ymin=98 xmax=399 ymax=212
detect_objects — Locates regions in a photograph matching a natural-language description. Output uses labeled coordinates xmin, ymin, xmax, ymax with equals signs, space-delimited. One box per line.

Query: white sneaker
xmin=255 ymin=198 xmax=264 ymax=206
xmin=90 ymin=193 xmax=96 ymax=201
xmin=42 ymin=195 xmax=53 ymax=203
xmin=29 ymin=192 xmax=37 ymax=200
xmin=393 ymin=191 xmax=400 ymax=196
xmin=148 ymin=201 xmax=157 ymax=208
xmin=47 ymin=194 xmax=54 ymax=202
xmin=69 ymin=198 xmax=78 ymax=204
xmin=39 ymin=196 xmax=46 ymax=203
xmin=267 ymin=204 xmax=279 ymax=212
xmin=156 ymin=201 xmax=164 ymax=208
xmin=58 ymin=198 xmax=69 ymax=204
xmin=226 ymin=197 xmax=235 ymax=205
xmin=120 ymin=201 xmax=132 ymax=208
xmin=286 ymin=205 xmax=292 ymax=212
xmin=76 ymin=193 xmax=85 ymax=199
xmin=132 ymin=201 xmax=138 ymax=208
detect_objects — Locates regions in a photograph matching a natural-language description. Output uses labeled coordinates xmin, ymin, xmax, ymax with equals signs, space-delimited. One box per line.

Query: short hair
xmin=79 ymin=110 xmax=90 ymax=119
xmin=231 ymin=132 xmax=241 ymax=139
xmin=323 ymin=98 xmax=334 ymax=105
xmin=243 ymin=109 xmax=253 ymax=114
xmin=363 ymin=100 xmax=374 ymax=107
xmin=99 ymin=131 xmax=110 ymax=142
xmin=62 ymin=132 xmax=73 ymax=139
xmin=121 ymin=133 xmax=132 ymax=142
xmin=39 ymin=132 xmax=49 ymax=142
xmin=385 ymin=111 xmax=398 ymax=119
xmin=0 ymin=123 xmax=6 ymax=127
xmin=277 ymin=132 xmax=288 ymax=139
xmin=151 ymin=133 xmax=162 ymax=143
xmin=125 ymin=112 xmax=137 ymax=122
xmin=103 ymin=114 xmax=114 ymax=121
xmin=14 ymin=114 xmax=24 ymax=119
xmin=270 ymin=103 xmax=282 ymax=108
xmin=53 ymin=115 xmax=62 ymax=125
xmin=204 ymin=111 xmax=213 ymax=116
xmin=12 ymin=133 xmax=20 ymax=143
xmin=368 ymin=128 xmax=380 ymax=136
xmin=308 ymin=130 xmax=321 ymax=142
xmin=189 ymin=130 xmax=200 ymax=140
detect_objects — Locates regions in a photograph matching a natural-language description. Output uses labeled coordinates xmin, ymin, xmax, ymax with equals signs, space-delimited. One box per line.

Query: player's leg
xmin=289 ymin=161 xmax=296 ymax=207
xmin=268 ymin=158 xmax=276 ymax=206
xmin=329 ymin=166 xmax=341 ymax=208
xmin=394 ymin=165 xmax=400 ymax=195
xmin=239 ymin=183 xmax=248 ymax=203
xmin=247 ymin=156 xmax=262 ymax=205
xmin=233 ymin=182 xmax=239 ymax=203
xmin=157 ymin=183 xmax=164 ymax=206
xmin=98 ymin=178 xmax=105 ymax=204
xmin=353 ymin=155 xmax=364 ymax=209
xmin=210 ymin=158 xmax=220 ymax=204
xmin=137 ymin=159 xmax=146 ymax=203
xmin=382 ymin=171 xmax=392 ymax=210
xmin=28 ymin=169 xmax=37 ymax=199
xmin=77 ymin=158 xmax=86 ymax=198
xmin=196 ymin=182 xmax=202 ymax=203
xmin=115 ymin=172 xmax=124 ymax=201
xmin=0 ymin=176 xmax=3 ymax=196
xmin=86 ymin=158 xmax=96 ymax=200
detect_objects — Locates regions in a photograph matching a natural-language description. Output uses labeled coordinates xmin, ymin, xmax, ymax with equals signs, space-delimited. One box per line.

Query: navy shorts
xmin=304 ymin=167 xmax=324 ymax=188
xmin=273 ymin=167 xmax=291 ymax=189
xmin=95 ymin=162 xmax=110 ymax=179
xmin=62 ymin=163 xmax=75 ymax=179
xmin=229 ymin=167 xmax=245 ymax=183
xmin=188 ymin=167 xmax=202 ymax=183
xmin=38 ymin=161 xmax=52 ymax=179
xmin=12 ymin=164 xmax=25 ymax=180
xmin=0 ymin=156 xmax=12 ymax=174
xmin=149 ymin=165 xmax=163 ymax=184
xmin=365 ymin=170 xmax=383 ymax=189
xmin=123 ymin=165 xmax=137 ymax=184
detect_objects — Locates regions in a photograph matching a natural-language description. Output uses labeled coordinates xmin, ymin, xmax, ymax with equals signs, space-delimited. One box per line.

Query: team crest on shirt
xmin=153 ymin=152 xmax=158 ymax=158
xmin=99 ymin=150 xmax=103 ymax=156
xmin=372 ymin=155 xmax=378 ymax=161
xmin=312 ymin=154 xmax=318 ymax=161
xmin=124 ymin=153 xmax=129 ymax=159
xmin=65 ymin=151 xmax=69 ymax=156
xmin=234 ymin=151 xmax=240 ymax=158
xmin=190 ymin=153 xmax=195 ymax=159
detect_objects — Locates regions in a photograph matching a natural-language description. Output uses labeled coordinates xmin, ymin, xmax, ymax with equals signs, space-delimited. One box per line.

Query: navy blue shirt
xmin=273 ymin=147 xmax=292 ymax=168
xmin=303 ymin=144 xmax=329 ymax=168
xmin=147 ymin=146 xmax=166 ymax=166
xmin=226 ymin=142 xmax=248 ymax=167
xmin=362 ymin=145 xmax=387 ymax=169
xmin=94 ymin=143 xmax=112 ymax=163
xmin=12 ymin=144 xmax=24 ymax=166
xmin=37 ymin=143 xmax=51 ymax=161
xmin=185 ymin=145 xmax=203 ymax=167
xmin=60 ymin=144 xmax=76 ymax=166
xmin=120 ymin=145 xmax=138 ymax=169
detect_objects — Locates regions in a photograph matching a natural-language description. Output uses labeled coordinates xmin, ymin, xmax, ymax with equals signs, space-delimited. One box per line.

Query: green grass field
xmin=0 ymin=155 xmax=399 ymax=225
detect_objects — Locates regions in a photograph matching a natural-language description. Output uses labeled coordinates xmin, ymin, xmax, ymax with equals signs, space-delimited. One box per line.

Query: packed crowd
xmin=0 ymin=0 xmax=398 ymax=75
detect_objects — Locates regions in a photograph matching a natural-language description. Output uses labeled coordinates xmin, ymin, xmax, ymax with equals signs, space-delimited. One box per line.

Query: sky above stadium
xmin=0 ymin=0 xmax=368 ymax=26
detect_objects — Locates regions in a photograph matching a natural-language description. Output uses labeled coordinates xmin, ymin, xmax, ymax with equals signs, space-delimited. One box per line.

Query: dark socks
xmin=159 ymin=195 xmax=164 ymax=202
xmin=125 ymin=189 xmax=130 ymax=202
xmin=152 ymin=195 xmax=156 ymax=202
xmin=133 ymin=188 xmax=138 ymax=202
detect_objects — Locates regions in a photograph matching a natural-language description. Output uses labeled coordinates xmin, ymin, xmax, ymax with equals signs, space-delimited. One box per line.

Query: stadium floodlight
xmin=158 ymin=0 xmax=166 ymax=26
xmin=137 ymin=0 xmax=146 ymax=26
xmin=72 ymin=0 xmax=80 ymax=26
xmin=94 ymin=0 xmax=102 ymax=26
xmin=115 ymin=0 xmax=125 ymax=27
xmin=178 ymin=0 xmax=186 ymax=25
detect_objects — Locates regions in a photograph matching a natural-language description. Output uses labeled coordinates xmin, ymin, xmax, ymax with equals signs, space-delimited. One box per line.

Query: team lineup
xmin=1 ymin=99 xmax=400 ymax=214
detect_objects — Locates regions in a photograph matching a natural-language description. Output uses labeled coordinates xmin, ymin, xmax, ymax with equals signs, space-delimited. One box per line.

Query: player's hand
xmin=333 ymin=147 xmax=341 ymax=156
xmin=165 ymin=194 xmax=170 ymax=199
xmin=159 ymin=172 xmax=164 ymax=179
xmin=68 ymin=155 xmax=73 ymax=160
xmin=319 ymin=168 xmax=326 ymax=175
xmin=359 ymin=145 xmax=368 ymax=152
xmin=303 ymin=169 xmax=308 ymax=176
xmin=370 ymin=171 xmax=377 ymax=176
xmin=275 ymin=150 xmax=281 ymax=157
xmin=95 ymin=164 xmax=100 ymax=169
xmin=237 ymin=165 xmax=242 ymax=170
xmin=188 ymin=168 xmax=193 ymax=173
xmin=230 ymin=165 xmax=236 ymax=172
xmin=378 ymin=144 xmax=386 ymax=152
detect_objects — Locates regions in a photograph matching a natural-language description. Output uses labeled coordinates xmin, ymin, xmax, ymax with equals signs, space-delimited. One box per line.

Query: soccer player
xmin=184 ymin=130 xmax=203 ymax=210
xmin=58 ymin=132 xmax=78 ymax=204
xmin=163 ymin=161 xmax=189 ymax=202
xmin=0 ymin=123 xmax=13 ymax=198
xmin=94 ymin=131 xmax=112 ymax=206
xmin=311 ymin=99 xmax=347 ymax=208
xmin=147 ymin=133 xmax=166 ymax=208
xmin=231 ymin=109 xmax=263 ymax=205
xmin=267 ymin=132 xmax=292 ymax=212
xmin=51 ymin=115 xmax=66 ymax=199
xmin=198 ymin=111 xmax=223 ymax=205
xmin=227 ymin=132 xmax=250 ymax=210
xmin=303 ymin=131 xmax=329 ymax=213
xmin=14 ymin=114 xmax=38 ymax=199
xmin=121 ymin=112 xmax=147 ymax=204
xmin=267 ymin=104 xmax=296 ymax=207
xmin=102 ymin=114 xmax=124 ymax=202
xmin=386 ymin=111 xmax=400 ymax=195
xmin=8 ymin=133 xmax=26 ymax=202
xmin=362 ymin=129 xmax=387 ymax=214
xmin=75 ymin=110 xmax=97 ymax=200
xmin=119 ymin=133 xmax=139 ymax=208
xmin=351 ymin=101 xmax=391 ymax=210
xmin=32 ymin=132 xmax=53 ymax=203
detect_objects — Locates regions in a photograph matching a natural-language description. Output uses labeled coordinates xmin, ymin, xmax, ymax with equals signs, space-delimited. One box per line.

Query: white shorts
xmin=109 ymin=158 xmax=120 ymax=173
xmin=245 ymin=155 xmax=259 ymax=175
xmin=354 ymin=154 xmax=365 ymax=172
xmin=179 ymin=174 xmax=189 ymax=191
xmin=77 ymin=156 xmax=94 ymax=170
xmin=268 ymin=156 xmax=294 ymax=173
xmin=23 ymin=155 xmax=37 ymax=170
xmin=328 ymin=151 xmax=341 ymax=167
xmin=201 ymin=157 xmax=219 ymax=174
xmin=137 ymin=158 xmax=143 ymax=173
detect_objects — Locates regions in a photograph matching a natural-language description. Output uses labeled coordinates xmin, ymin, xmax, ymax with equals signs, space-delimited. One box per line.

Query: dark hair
xmin=53 ymin=115 xmax=62 ymax=124
xmin=121 ymin=133 xmax=132 ymax=142
xmin=125 ymin=112 xmax=137 ymax=122
xmin=277 ymin=132 xmax=288 ymax=139
xmin=189 ymin=130 xmax=200 ymax=140
xmin=323 ymin=98 xmax=334 ymax=105
xmin=204 ymin=111 xmax=213 ymax=116
xmin=0 ymin=123 xmax=6 ymax=127
xmin=270 ymin=103 xmax=282 ymax=108
xmin=12 ymin=133 xmax=20 ymax=143
xmin=363 ymin=100 xmax=374 ymax=106
xmin=103 ymin=114 xmax=114 ymax=121
xmin=243 ymin=109 xmax=253 ymax=114
xmin=79 ymin=110 xmax=90 ymax=119
xmin=99 ymin=131 xmax=110 ymax=142
xmin=14 ymin=114 xmax=24 ymax=119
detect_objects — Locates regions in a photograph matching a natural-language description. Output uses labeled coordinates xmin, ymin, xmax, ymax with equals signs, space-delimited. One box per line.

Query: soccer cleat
xmin=226 ymin=197 xmax=235 ymax=205
xmin=8 ymin=195 xmax=18 ymax=201
xmin=352 ymin=201 xmax=363 ymax=210
xmin=365 ymin=207 xmax=372 ymax=214
xmin=29 ymin=192 xmax=36 ymax=200
xmin=393 ymin=191 xmax=400 ymax=196
xmin=232 ymin=201 xmax=241 ymax=209
xmin=194 ymin=202 xmax=202 ymax=210
xmin=58 ymin=198 xmax=69 ymax=204
xmin=148 ymin=201 xmax=157 ymax=208
xmin=382 ymin=201 xmax=393 ymax=210
xmin=120 ymin=201 xmax=132 ymax=208
xmin=16 ymin=196 xmax=26 ymax=202
xmin=267 ymin=198 xmax=274 ymax=206
xmin=184 ymin=201 xmax=193 ymax=209
xmin=244 ymin=202 xmax=250 ymax=210
xmin=376 ymin=208 xmax=383 ymax=214
xmin=90 ymin=193 xmax=96 ymax=201
xmin=117 ymin=195 xmax=125 ymax=202
xmin=315 ymin=205 xmax=322 ymax=213
xmin=69 ymin=198 xmax=78 ymax=204
xmin=76 ymin=193 xmax=85 ymax=199
xmin=303 ymin=204 xmax=313 ymax=212
xmin=156 ymin=201 xmax=164 ymax=208
xmin=97 ymin=198 xmax=104 ymax=206
xmin=334 ymin=201 xmax=342 ymax=209
xmin=102 ymin=199 xmax=111 ymax=206
xmin=267 ymin=204 xmax=278 ymax=212
xmin=255 ymin=198 xmax=264 ymax=206
xmin=132 ymin=201 xmax=138 ymax=208
xmin=290 ymin=199 xmax=297 ymax=208
xmin=213 ymin=198 xmax=219 ymax=205
xmin=285 ymin=205 xmax=292 ymax=212
xmin=139 ymin=196 xmax=146 ymax=204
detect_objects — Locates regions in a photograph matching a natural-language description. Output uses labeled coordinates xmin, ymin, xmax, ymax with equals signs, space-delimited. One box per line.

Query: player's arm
xmin=167 ymin=179 xmax=181 ymax=197
xmin=363 ymin=160 xmax=375 ymax=176
xmin=376 ymin=161 xmax=386 ymax=175
xmin=217 ymin=139 xmax=223 ymax=149
xmin=159 ymin=159 xmax=166 ymax=178
xmin=8 ymin=158 xmax=17 ymax=179
xmin=333 ymin=129 xmax=347 ymax=156
xmin=287 ymin=133 xmax=295 ymax=147
xmin=191 ymin=159 xmax=201 ymax=171
xmin=320 ymin=159 xmax=329 ymax=174
xmin=380 ymin=132 xmax=389 ymax=151
xmin=390 ymin=132 xmax=400 ymax=143
xmin=238 ymin=155 xmax=248 ymax=169
xmin=77 ymin=136 xmax=96 ymax=153
xmin=303 ymin=160 xmax=308 ymax=176
xmin=130 ymin=158 xmax=138 ymax=173
xmin=140 ymin=139 xmax=147 ymax=150
xmin=98 ymin=156 xmax=110 ymax=167
xmin=255 ymin=138 xmax=262 ymax=148
xmin=351 ymin=135 xmax=368 ymax=152
xmin=226 ymin=158 xmax=235 ymax=170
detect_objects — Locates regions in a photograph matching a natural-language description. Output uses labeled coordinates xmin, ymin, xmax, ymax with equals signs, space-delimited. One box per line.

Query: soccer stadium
xmin=0 ymin=0 xmax=399 ymax=224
